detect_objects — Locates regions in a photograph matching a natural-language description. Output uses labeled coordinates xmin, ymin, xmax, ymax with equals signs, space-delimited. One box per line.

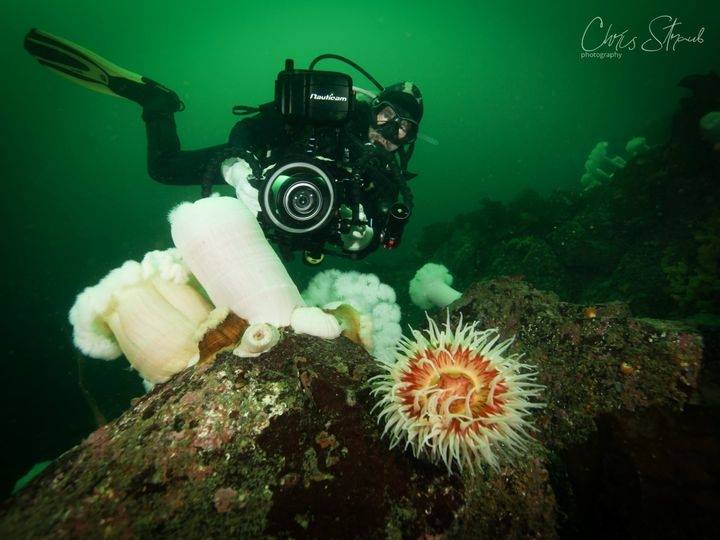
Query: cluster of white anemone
xmin=68 ymin=195 xmax=344 ymax=389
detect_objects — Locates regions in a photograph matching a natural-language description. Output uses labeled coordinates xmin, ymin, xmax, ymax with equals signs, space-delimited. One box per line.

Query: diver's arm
xmin=143 ymin=110 xmax=229 ymax=185
xmin=228 ymin=110 xmax=286 ymax=158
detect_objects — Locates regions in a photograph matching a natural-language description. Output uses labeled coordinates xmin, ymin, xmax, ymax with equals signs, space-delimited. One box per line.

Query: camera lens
xmin=262 ymin=162 xmax=336 ymax=234
xmin=287 ymin=183 xmax=319 ymax=217
xmin=284 ymin=181 xmax=322 ymax=221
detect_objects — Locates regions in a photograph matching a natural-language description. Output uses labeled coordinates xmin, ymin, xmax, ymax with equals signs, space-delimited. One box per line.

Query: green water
xmin=1 ymin=0 xmax=717 ymax=503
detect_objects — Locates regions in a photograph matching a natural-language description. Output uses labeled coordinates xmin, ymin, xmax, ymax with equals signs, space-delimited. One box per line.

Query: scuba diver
xmin=24 ymin=29 xmax=424 ymax=265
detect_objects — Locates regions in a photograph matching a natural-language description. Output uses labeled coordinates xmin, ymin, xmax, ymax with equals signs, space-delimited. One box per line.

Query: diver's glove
xmin=340 ymin=204 xmax=375 ymax=252
xmin=222 ymin=157 xmax=261 ymax=215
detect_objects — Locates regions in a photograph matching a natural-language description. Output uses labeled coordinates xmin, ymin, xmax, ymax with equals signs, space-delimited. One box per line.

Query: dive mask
xmin=371 ymin=101 xmax=419 ymax=145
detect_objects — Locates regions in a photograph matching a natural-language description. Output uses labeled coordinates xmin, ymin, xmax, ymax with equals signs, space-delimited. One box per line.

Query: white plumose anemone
xmin=69 ymin=249 xmax=213 ymax=384
xmin=409 ymin=263 xmax=462 ymax=311
xmin=169 ymin=196 xmax=305 ymax=327
xmin=301 ymin=269 xmax=402 ymax=362
xmin=370 ymin=311 xmax=544 ymax=474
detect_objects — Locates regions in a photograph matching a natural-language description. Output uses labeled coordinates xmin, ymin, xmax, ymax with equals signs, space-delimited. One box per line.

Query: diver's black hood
xmin=374 ymin=82 xmax=424 ymax=123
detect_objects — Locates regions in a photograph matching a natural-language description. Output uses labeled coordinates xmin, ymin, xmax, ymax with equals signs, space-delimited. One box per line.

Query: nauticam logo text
xmin=310 ymin=93 xmax=347 ymax=102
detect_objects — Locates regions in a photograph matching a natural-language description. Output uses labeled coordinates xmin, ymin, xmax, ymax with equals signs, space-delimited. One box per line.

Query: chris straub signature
xmin=579 ymin=15 xmax=705 ymax=59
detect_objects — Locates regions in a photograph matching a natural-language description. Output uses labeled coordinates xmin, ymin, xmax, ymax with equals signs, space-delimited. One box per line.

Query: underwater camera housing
xmin=225 ymin=57 xmax=411 ymax=265
xmin=275 ymin=59 xmax=354 ymax=124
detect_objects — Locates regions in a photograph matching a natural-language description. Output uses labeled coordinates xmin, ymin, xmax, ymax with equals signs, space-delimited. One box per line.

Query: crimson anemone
xmin=371 ymin=311 xmax=544 ymax=474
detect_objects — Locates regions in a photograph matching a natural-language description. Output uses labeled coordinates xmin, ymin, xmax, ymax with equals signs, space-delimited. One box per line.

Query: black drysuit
xmin=143 ymin=101 xmax=406 ymax=178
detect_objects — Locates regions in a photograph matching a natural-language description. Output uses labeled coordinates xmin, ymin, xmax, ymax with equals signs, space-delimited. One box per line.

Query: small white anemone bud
xmin=233 ymin=323 xmax=280 ymax=358
xmin=290 ymin=306 xmax=342 ymax=339
xmin=409 ymin=263 xmax=462 ymax=310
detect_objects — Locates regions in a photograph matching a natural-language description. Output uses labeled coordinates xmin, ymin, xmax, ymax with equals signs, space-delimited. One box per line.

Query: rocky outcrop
xmin=0 ymin=279 xmax=703 ymax=538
